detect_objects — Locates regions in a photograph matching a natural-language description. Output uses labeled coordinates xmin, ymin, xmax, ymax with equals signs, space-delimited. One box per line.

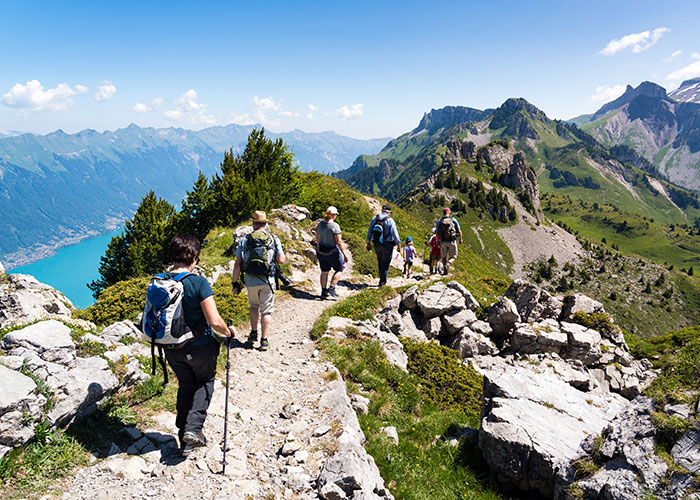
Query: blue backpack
xmin=371 ymin=217 xmax=390 ymax=244
xmin=141 ymin=272 xmax=195 ymax=385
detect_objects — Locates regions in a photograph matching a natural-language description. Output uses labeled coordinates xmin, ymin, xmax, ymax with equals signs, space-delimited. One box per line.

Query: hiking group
xmin=141 ymin=204 xmax=463 ymax=459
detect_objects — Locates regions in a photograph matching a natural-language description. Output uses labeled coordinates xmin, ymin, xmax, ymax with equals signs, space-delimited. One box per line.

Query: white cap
xmin=326 ymin=206 xmax=339 ymax=215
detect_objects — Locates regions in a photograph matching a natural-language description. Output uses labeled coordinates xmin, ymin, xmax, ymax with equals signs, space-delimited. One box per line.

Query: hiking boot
xmin=327 ymin=286 xmax=339 ymax=298
xmin=247 ymin=330 xmax=258 ymax=346
xmin=321 ymin=288 xmax=328 ymax=299
xmin=260 ymin=338 xmax=269 ymax=351
xmin=443 ymin=263 xmax=449 ymax=275
xmin=378 ymin=280 xmax=387 ymax=287
xmin=182 ymin=430 xmax=207 ymax=448
xmin=180 ymin=443 xmax=194 ymax=458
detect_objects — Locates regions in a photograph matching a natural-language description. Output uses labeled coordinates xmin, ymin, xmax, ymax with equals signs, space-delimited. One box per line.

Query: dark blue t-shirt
xmin=163 ymin=272 xmax=214 ymax=346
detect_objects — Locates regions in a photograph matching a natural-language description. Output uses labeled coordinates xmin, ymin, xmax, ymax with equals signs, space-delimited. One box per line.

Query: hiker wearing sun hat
xmin=231 ymin=210 xmax=285 ymax=351
xmin=315 ymin=206 xmax=348 ymax=299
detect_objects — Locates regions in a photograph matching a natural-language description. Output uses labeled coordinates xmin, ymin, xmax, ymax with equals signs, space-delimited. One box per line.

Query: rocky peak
xmin=477 ymin=144 xmax=542 ymax=218
xmin=592 ymin=81 xmax=669 ymax=120
xmin=443 ymin=139 xmax=477 ymax=166
xmin=415 ymin=106 xmax=490 ymax=135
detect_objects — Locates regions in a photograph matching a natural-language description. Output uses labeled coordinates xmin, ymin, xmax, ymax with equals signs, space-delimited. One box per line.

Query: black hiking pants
xmin=164 ymin=336 xmax=220 ymax=440
xmin=374 ymin=242 xmax=395 ymax=285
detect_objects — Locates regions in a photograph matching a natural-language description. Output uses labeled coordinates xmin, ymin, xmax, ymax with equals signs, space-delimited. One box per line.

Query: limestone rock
xmin=441 ymin=309 xmax=477 ymax=335
xmin=451 ymin=328 xmax=498 ymax=358
xmin=446 ymin=281 xmax=480 ymax=310
xmin=0 ymin=274 xmax=73 ymax=328
xmin=101 ymin=321 xmax=141 ymax=344
xmin=0 ymin=365 xmax=45 ymax=447
xmin=510 ymin=320 xmax=568 ymax=355
xmin=505 ymin=280 xmax=562 ymax=322
xmin=422 ymin=316 xmax=443 ymax=340
xmin=272 ymin=204 xmax=310 ymax=222
xmin=478 ymin=357 xmax=627 ymax=497
xmin=354 ymin=321 xmax=407 ymax=370
xmin=400 ymin=286 xmax=419 ymax=310
xmin=380 ymin=426 xmax=399 ymax=444
xmin=2 ymin=320 xmax=76 ymax=366
xmin=672 ymin=429 xmax=700 ymax=474
xmin=487 ymin=296 xmax=520 ymax=337
xmin=416 ymin=282 xmax=466 ymax=318
xmin=350 ymin=394 xmax=370 ymax=415
xmin=560 ymin=293 xmax=605 ymax=320
xmin=400 ymin=310 xmax=427 ymax=342
xmin=470 ymin=320 xmax=492 ymax=336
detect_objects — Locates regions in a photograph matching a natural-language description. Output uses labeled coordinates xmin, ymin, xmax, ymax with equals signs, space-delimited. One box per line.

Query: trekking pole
xmin=221 ymin=320 xmax=232 ymax=475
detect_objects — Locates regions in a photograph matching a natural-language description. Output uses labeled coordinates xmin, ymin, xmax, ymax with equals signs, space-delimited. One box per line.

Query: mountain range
xmin=337 ymin=96 xmax=700 ymax=230
xmin=0 ymin=124 xmax=389 ymax=267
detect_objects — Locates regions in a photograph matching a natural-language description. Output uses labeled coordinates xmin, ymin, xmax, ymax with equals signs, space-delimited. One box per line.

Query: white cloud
xmin=600 ymin=27 xmax=669 ymax=56
xmin=0 ymin=79 xmax=88 ymax=111
xmin=133 ymin=97 xmax=164 ymax=113
xmin=666 ymin=60 xmax=700 ymax=81
xmin=307 ymin=104 xmax=318 ymax=111
xmin=591 ymin=84 xmax=627 ymax=103
xmin=93 ymin=82 xmax=116 ymax=102
xmin=231 ymin=96 xmax=284 ymax=127
xmin=663 ymin=50 xmax=683 ymax=62
xmin=163 ymin=89 xmax=215 ymax=125
xmin=306 ymin=112 xmax=314 ymax=120
xmin=693 ymin=52 xmax=700 ymax=60
xmin=336 ymin=103 xmax=364 ymax=120
xmin=74 ymin=84 xmax=89 ymax=94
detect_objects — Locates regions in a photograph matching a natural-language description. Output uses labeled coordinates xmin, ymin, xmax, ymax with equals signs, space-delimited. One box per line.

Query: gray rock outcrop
xmin=0 ymin=273 xmax=73 ymax=328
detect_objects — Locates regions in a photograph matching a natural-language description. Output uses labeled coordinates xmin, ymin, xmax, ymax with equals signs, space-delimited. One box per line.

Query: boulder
xmin=557 ymin=397 xmax=672 ymax=499
xmin=450 ymin=328 xmax=498 ymax=358
xmin=422 ymin=317 xmax=443 ymax=340
xmin=560 ymin=293 xmax=604 ymax=320
xmin=441 ymin=309 xmax=477 ymax=335
xmin=272 ymin=204 xmax=310 ymax=222
xmin=559 ymin=321 xmax=602 ymax=365
xmin=510 ymin=320 xmax=568 ymax=355
xmin=400 ymin=286 xmax=419 ymax=310
xmin=672 ymin=429 xmax=700 ymax=474
xmin=478 ymin=357 xmax=627 ymax=497
xmin=487 ymin=297 xmax=520 ymax=337
xmin=376 ymin=308 xmax=403 ymax=336
xmin=353 ymin=321 xmax=407 ymax=371
xmin=446 ymin=281 xmax=480 ymax=310
xmin=505 ymin=280 xmax=562 ymax=322
xmin=0 ymin=274 xmax=73 ymax=328
xmin=0 ymin=365 xmax=46 ymax=448
xmin=2 ymin=320 xmax=76 ymax=366
xmin=101 ymin=321 xmax=141 ymax=344
xmin=470 ymin=320 xmax=492 ymax=336
xmin=400 ymin=311 xmax=427 ymax=342
xmin=416 ymin=282 xmax=466 ymax=318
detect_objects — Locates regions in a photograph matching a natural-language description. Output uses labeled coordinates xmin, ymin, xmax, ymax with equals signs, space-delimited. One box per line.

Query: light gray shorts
xmin=246 ymin=284 xmax=275 ymax=314
xmin=441 ymin=241 xmax=458 ymax=260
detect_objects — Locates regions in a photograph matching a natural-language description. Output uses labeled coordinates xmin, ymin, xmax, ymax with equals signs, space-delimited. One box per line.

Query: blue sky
xmin=1 ymin=0 xmax=699 ymax=139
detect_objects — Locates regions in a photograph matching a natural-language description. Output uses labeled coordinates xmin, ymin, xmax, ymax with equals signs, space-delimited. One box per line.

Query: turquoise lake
xmin=9 ymin=229 xmax=122 ymax=309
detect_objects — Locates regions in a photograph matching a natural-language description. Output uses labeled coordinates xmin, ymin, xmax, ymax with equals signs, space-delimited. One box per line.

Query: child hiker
xmin=402 ymin=236 xmax=417 ymax=278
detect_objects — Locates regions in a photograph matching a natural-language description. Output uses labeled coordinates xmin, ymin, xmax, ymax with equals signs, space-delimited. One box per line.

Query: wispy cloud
xmin=0 ymin=79 xmax=87 ymax=112
xmin=336 ymin=103 xmax=364 ymax=120
xmin=231 ymin=96 xmax=284 ymax=127
xmin=600 ymin=27 xmax=669 ymax=56
xmin=591 ymin=84 xmax=627 ymax=103
xmin=663 ymin=50 xmax=683 ymax=62
xmin=667 ymin=60 xmax=700 ymax=81
xmin=133 ymin=97 xmax=164 ymax=113
xmin=93 ymin=82 xmax=116 ymax=102
xmin=164 ymin=89 xmax=216 ymax=125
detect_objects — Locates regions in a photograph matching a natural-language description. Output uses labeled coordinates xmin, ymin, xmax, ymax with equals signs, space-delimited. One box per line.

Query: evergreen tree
xmin=171 ymin=172 xmax=215 ymax=240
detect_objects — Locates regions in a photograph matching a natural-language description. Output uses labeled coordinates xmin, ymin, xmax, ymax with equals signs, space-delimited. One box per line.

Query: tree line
xmin=88 ymin=129 xmax=301 ymax=297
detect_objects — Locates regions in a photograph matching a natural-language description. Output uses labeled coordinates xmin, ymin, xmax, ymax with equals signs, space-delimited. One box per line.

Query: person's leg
xmin=261 ymin=313 xmax=272 ymax=339
xmin=330 ymin=270 xmax=342 ymax=287
xmin=249 ymin=306 xmax=259 ymax=332
xmin=379 ymin=244 xmax=392 ymax=284
xmin=320 ymin=271 xmax=329 ymax=289
xmin=164 ymin=349 xmax=196 ymax=445
xmin=184 ymin=339 xmax=220 ymax=436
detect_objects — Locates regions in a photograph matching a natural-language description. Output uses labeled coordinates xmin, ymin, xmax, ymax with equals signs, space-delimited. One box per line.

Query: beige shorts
xmin=441 ymin=241 xmax=458 ymax=260
xmin=246 ymin=284 xmax=275 ymax=314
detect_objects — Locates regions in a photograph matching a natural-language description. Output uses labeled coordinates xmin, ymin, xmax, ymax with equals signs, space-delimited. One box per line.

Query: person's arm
xmin=458 ymin=228 xmax=463 ymax=244
xmin=275 ymin=237 xmax=286 ymax=265
xmin=201 ymin=296 xmax=236 ymax=338
xmin=390 ymin=219 xmax=401 ymax=249
xmin=335 ymin=233 xmax=348 ymax=262
xmin=366 ymin=216 xmax=375 ymax=251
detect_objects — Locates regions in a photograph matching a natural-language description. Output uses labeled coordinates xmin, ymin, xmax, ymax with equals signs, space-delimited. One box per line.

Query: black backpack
xmin=439 ymin=216 xmax=458 ymax=242
xmin=371 ymin=217 xmax=390 ymax=244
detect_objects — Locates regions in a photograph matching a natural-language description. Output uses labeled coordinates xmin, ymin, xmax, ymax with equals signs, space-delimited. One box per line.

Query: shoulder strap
xmin=173 ymin=271 xmax=192 ymax=281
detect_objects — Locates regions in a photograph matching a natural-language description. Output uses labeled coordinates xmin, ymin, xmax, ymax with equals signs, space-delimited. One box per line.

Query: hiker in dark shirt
xmin=435 ymin=207 xmax=463 ymax=275
xmin=163 ymin=234 xmax=236 ymax=457
xmin=316 ymin=206 xmax=349 ymax=299
xmin=366 ymin=204 xmax=401 ymax=286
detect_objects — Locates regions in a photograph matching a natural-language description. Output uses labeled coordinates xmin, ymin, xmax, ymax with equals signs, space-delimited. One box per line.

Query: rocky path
xmin=60 ymin=251 xmax=423 ymax=500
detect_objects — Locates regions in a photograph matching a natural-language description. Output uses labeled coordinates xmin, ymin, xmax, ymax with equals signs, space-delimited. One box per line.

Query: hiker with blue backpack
xmin=141 ymin=234 xmax=237 ymax=458
xmin=231 ymin=210 xmax=285 ymax=352
xmin=435 ymin=207 xmax=463 ymax=275
xmin=366 ymin=204 xmax=401 ymax=287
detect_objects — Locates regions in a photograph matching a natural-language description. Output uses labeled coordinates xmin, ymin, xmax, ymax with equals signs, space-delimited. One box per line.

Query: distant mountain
xmin=669 ymin=78 xmax=700 ymax=104
xmin=581 ymin=81 xmax=700 ymax=191
xmin=337 ymin=98 xmax=700 ymax=227
xmin=0 ymin=124 xmax=390 ymax=267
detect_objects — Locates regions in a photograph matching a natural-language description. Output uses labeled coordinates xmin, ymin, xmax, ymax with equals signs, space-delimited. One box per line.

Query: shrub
xmin=74 ymin=277 xmax=149 ymax=326
xmin=570 ymin=311 xmax=619 ymax=338
xmin=401 ymin=338 xmax=483 ymax=415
